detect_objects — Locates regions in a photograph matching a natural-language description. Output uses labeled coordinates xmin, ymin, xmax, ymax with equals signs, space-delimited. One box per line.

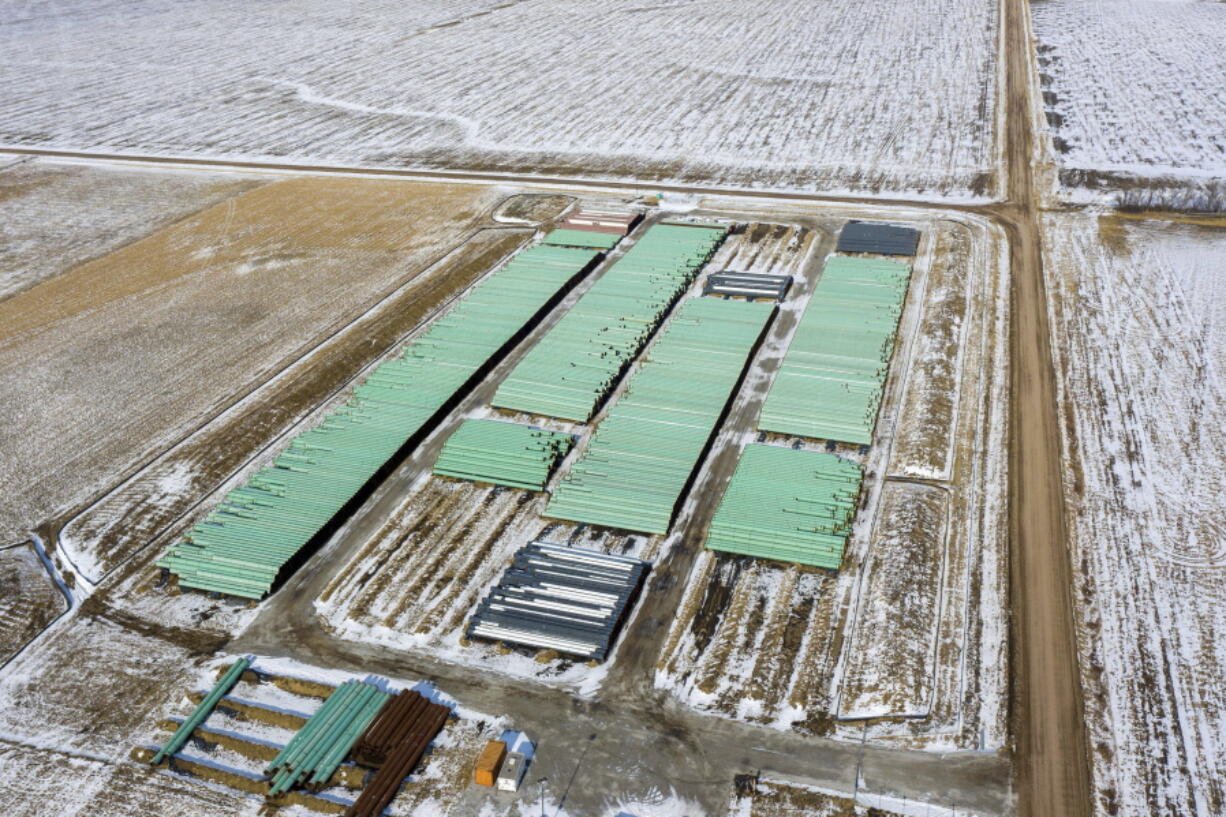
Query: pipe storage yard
xmin=432 ymin=419 xmax=573 ymax=491
xmin=757 ymin=255 xmax=912 ymax=446
xmin=266 ymin=679 xmax=390 ymax=796
xmin=545 ymin=296 xmax=774 ymax=534
xmin=467 ymin=542 xmax=650 ymax=661
xmin=705 ymin=444 xmax=862 ymax=569
xmin=157 ymin=243 xmax=600 ymax=599
xmin=493 ymin=223 xmax=729 ymax=422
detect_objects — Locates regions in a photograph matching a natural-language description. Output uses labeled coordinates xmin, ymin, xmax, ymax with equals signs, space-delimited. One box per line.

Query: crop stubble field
xmin=1 ymin=0 xmax=998 ymax=199
xmin=1042 ymin=214 xmax=1226 ymax=817
xmin=0 ymin=544 xmax=66 ymax=665
xmin=0 ymin=160 xmax=259 ymax=299
xmin=0 ymin=164 xmax=524 ymax=582
xmin=655 ymin=215 xmax=1009 ymax=752
xmin=1032 ymin=0 xmax=1226 ymax=197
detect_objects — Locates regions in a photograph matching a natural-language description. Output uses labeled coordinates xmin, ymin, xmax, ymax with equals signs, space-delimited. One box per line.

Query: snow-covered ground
xmin=726 ymin=777 xmax=984 ymax=817
xmin=1032 ymin=0 xmax=1226 ymax=195
xmin=0 ymin=542 xmax=67 ymax=664
xmin=0 ymin=159 xmax=258 ymax=299
xmin=1042 ymin=213 xmax=1226 ymax=817
xmin=0 ymin=0 xmax=999 ymax=199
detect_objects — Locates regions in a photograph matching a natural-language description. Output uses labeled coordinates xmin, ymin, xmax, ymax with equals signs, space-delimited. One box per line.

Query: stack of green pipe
xmin=494 ymin=223 xmax=727 ymax=422
xmin=266 ymin=680 xmax=389 ymax=797
xmin=432 ymin=419 xmax=573 ymax=491
xmin=541 ymin=228 xmax=621 ymax=250
xmin=151 ymin=657 xmax=251 ymax=764
xmin=758 ymin=256 xmax=912 ymax=445
xmin=158 ymin=244 xmax=597 ymax=599
xmin=705 ymin=444 xmax=862 ymax=569
xmin=545 ymin=297 xmax=773 ymax=534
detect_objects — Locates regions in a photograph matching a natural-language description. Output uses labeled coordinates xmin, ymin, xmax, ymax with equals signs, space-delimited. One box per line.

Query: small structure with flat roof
xmin=836 ymin=221 xmax=921 ymax=256
xmin=704 ymin=271 xmax=791 ymax=301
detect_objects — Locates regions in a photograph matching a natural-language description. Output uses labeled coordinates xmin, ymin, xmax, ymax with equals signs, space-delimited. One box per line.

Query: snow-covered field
xmin=1042 ymin=213 xmax=1226 ymax=817
xmin=0 ymin=169 xmax=510 ymax=581
xmin=837 ymin=482 xmax=947 ymax=721
xmin=0 ymin=0 xmax=999 ymax=199
xmin=726 ymin=777 xmax=981 ymax=817
xmin=1032 ymin=0 xmax=1226 ymax=195
xmin=0 ymin=543 xmax=66 ymax=665
xmin=0 ymin=159 xmax=258 ymax=300
xmin=655 ymin=215 xmax=1010 ymax=752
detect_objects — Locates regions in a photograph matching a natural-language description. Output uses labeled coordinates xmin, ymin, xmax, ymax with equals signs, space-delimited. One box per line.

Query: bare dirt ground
xmin=996 ymin=0 xmax=1093 ymax=810
xmin=0 ymin=175 xmax=519 ymax=577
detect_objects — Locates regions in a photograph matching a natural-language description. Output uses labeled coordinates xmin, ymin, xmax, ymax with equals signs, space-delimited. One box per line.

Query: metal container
xmin=496 ymin=751 xmax=527 ymax=792
xmin=474 ymin=739 xmax=506 ymax=787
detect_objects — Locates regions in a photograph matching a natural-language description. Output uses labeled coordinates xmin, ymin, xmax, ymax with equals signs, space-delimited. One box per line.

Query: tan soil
xmin=1000 ymin=0 xmax=1093 ymax=808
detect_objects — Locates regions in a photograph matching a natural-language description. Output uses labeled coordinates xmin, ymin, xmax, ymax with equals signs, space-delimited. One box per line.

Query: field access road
xmin=990 ymin=0 xmax=1093 ymax=813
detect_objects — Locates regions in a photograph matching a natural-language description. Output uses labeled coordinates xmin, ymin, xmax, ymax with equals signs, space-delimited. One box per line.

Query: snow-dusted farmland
xmin=1032 ymin=0 xmax=1226 ymax=194
xmin=0 ymin=172 xmax=511 ymax=578
xmin=1 ymin=0 xmax=998 ymax=199
xmin=1042 ymin=214 xmax=1226 ymax=817
xmin=0 ymin=160 xmax=258 ymax=299
xmin=0 ymin=544 xmax=66 ymax=665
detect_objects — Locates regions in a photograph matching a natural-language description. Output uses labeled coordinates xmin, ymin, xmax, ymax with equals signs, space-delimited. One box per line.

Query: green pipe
xmin=151 ymin=657 xmax=251 ymax=764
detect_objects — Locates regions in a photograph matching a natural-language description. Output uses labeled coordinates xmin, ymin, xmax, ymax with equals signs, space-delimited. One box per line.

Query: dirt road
xmin=995 ymin=0 xmax=1093 ymax=813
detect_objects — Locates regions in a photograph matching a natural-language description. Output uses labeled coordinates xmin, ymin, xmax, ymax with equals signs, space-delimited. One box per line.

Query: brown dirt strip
xmin=997 ymin=0 xmax=1093 ymax=811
